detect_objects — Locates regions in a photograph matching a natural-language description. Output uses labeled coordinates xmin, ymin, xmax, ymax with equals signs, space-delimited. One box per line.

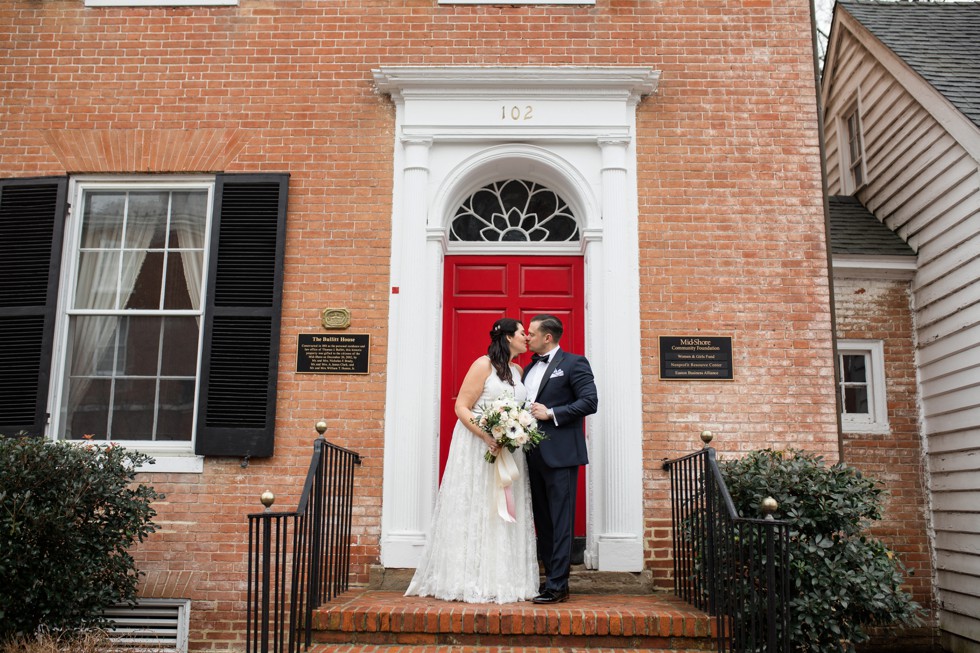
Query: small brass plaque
xmin=321 ymin=308 xmax=351 ymax=330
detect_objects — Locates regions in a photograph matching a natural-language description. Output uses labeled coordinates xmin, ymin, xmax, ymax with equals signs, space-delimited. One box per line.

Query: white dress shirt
xmin=525 ymin=347 xmax=560 ymax=424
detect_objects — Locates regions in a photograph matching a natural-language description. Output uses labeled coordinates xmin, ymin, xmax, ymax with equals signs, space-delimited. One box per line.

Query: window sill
xmin=841 ymin=421 xmax=890 ymax=435
xmin=439 ymin=1 xmax=593 ymax=3
xmin=86 ymin=0 xmax=237 ymax=6
xmin=136 ymin=453 xmax=204 ymax=474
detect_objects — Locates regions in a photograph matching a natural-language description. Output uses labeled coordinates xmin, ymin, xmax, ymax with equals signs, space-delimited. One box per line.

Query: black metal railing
xmin=246 ymin=423 xmax=362 ymax=653
xmin=662 ymin=433 xmax=791 ymax=653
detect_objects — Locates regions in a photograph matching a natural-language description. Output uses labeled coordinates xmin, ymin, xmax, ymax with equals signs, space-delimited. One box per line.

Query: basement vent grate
xmin=102 ymin=600 xmax=189 ymax=653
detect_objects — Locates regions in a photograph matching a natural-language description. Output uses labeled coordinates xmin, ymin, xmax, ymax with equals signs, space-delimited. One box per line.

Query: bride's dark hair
xmin=487 ymin=318 xmax=521 ymax=386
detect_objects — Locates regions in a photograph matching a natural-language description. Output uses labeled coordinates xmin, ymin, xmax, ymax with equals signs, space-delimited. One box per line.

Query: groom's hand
xmin=530 ymin=402 xmax=551 ymax=421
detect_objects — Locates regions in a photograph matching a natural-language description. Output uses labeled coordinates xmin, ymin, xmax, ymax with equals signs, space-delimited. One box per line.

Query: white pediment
xmin=373 ymin=66 xmax=660 ymax=140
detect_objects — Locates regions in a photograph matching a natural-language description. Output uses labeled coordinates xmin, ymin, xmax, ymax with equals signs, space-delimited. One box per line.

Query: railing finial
xmin=260 ymin=490 xmax=275 ymax=512
xmin=315 ymin=420 xmax=328 ymax=439
xmin=700 ymin=430 xmax=713 ymax=447
xmin=761 ymin=496 xmax=778 ymax=520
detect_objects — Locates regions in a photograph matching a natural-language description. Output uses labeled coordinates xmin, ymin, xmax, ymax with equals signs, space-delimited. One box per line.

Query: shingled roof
xmin=840 ymin=0 xmax=980 ymax=130
xmin=827 ymin=195 xmax=916 ymax=257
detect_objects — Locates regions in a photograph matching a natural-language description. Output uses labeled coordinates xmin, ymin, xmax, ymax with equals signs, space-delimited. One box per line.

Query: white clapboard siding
xmin=873 ymin=125 xmax=956 ymax=215
xmin=942 ymin=592 xmax=980 ymax=634
xmin=932 ymin=490 xmax=980 ymax=514
xmin=914 ymin=218 xmax=980 ymax=289
xmin=924 ymin=404 xmax=980 ymax=435
xmin=917 ymin=303 xmax=980 ymax=343
xmin=939 ymin=570 xmax=980 ymax=596
xmin=827 ymin=10 xmax=980 ymax=647
xmin=865 ymin=87 xmax=922 ymax=166
xmin=934 ymin=512 xmax=980 ymax=534
xmin=907 ymin=176 xmax=980 ymax=253
xmin=918 ymin=322 xmax=980 ymax=365
xmin=891 ymin=162 xmax=980 ymax=244
xmin=927 ymin=432 xmax=980 ymax=456
xmin=941 ymin=611 xmax=980 ymax=648
xmin=919 ymin=365 xmax=980 ymax=399
xmin=937 ymin=549 xmax=980 ymax=576
xmin=932 ymin=469 xmax=980 ymax=492
xmin=915 ymin=276 xmax=980 ymax=329
xmin=938 ymin=588 xmax=980 ymax=619
xmin=930 ymin=450 xmax=980 ymax=474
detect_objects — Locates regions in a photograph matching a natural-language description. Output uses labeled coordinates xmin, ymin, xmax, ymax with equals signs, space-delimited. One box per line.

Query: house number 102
xmin=501 ymin=105 xmax=534 ymax=121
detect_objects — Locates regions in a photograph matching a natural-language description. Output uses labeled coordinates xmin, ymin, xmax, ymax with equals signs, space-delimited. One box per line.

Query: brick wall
xmin=1 ymin=0 xmax=839 ymax=649
xmin=834 ymin=276 xmax=935 ymax=613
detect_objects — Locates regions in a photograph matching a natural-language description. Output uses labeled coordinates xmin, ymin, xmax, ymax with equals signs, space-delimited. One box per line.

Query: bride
xmin=405 ymin=317 xmax=539 ymax=603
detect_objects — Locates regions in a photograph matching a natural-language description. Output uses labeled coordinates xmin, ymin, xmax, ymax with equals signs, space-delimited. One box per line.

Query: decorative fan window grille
xmin=449 ymin=180 xmax=579 ymax=243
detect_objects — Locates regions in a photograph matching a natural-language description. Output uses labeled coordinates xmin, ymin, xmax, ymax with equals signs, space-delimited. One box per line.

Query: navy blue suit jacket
xmin=523 ymin=349 xmax=598 ymax=468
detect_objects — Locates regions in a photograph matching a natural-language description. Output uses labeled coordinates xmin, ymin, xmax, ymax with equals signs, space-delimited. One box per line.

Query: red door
xmin=441 ymin=255 xmax=586 ymax=537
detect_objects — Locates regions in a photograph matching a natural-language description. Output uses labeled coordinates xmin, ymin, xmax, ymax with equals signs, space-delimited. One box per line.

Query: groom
xmin=523 ymin=314 xmax=598 ymax=604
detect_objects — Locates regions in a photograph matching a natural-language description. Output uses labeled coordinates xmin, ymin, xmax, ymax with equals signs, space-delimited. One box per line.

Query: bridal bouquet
xmin=473 ymin=396 xmax=547 ymax=464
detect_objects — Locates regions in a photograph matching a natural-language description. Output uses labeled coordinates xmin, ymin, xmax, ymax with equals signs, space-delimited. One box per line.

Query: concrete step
xmin=367 ymin=565 xmax=656 ymax=595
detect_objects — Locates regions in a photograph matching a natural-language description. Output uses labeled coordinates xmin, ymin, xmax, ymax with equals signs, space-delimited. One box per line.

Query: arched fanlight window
xmin=449 ymin=180 xmax=579 ymax=242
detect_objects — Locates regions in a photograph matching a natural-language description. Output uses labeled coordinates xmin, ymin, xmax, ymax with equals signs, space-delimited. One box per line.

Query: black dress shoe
xmin=532 ymin=588 xmax=569 ymax=604
xmin=538 ymin=582 xmax=546 ymax=594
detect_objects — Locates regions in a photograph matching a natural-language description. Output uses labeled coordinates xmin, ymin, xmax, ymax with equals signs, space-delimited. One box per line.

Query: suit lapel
xmin=535 ymin=350 xmax=564 ymax=399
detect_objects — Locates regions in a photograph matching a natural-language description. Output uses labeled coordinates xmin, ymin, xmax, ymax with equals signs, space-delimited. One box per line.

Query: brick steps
xmin=309 ymin=590 xmax=716 ymax=651
xmin=309 ymin=646 xmax=690 ymax=653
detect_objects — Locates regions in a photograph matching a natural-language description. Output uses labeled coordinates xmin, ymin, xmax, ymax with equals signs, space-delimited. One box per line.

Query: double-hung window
xmin=52 ymin=180 xmax=212 ymax=450
xmin=836 ymin=339 xmax=888 ymax=433
xmin=840 ymin=101 xmax=867 ymax=194
xmin=0 ymin=174 xmax=288 ymax=466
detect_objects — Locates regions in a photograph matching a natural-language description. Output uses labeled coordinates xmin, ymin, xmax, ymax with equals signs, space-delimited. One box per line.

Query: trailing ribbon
xmin=494 ymin=448 xmax=519 ymax=523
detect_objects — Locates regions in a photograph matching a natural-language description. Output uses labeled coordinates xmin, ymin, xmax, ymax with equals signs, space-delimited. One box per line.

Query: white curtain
xmin=66 ymin=195 xmax=159 ymax=434
xmin=171 ymin=192 xmax=206 ymax=316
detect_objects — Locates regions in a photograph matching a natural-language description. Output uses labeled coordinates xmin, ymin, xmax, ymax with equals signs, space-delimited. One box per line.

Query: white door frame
xmin=374 ymin=67 xmax=658 ymax=572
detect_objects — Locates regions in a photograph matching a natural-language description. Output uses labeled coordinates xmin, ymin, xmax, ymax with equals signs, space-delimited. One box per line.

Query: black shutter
xmin=196 ymin=174 xmax=288 ymax=457
xmin=0 ymin=177 xmax=68 ymax=437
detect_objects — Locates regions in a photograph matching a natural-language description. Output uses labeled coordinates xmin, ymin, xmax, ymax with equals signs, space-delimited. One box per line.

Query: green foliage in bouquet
xmin=719 ymin=448 xmax=922 ymax=653
xmin=0 ymin=436 xmax=162 ymax=639
xmin=472 ymin=397 xmax=547 ymax=463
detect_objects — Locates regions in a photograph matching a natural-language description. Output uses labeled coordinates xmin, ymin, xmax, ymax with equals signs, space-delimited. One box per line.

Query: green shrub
xmin=0 ymin=436 xmax=162 ymax=639
xmin=720 ymin=448 xmax=922 ymax=653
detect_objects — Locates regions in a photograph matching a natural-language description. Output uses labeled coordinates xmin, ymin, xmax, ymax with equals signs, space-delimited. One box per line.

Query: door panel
xmin=455 ymin=264 xmax=509 ymax=296
xmin=442 ymin=255 xmax=586 ymax=536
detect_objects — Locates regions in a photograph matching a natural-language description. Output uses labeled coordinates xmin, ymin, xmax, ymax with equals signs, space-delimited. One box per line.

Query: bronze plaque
xmin=297 ymin=333 xmax=369 ymax=374
xmin=320 ymin=307 xmax=351 ymax=330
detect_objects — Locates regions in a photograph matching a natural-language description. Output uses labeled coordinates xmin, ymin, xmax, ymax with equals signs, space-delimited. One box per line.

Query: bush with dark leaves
xmin=0 ymin=436 xmax=161 ymax=639
xmin=720 ymin=449 xmax=922 ymax=653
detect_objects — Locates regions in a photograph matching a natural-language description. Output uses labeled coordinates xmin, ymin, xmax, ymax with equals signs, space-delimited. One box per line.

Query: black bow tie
xmin=531 ymin=354 xmax=550 ymax=365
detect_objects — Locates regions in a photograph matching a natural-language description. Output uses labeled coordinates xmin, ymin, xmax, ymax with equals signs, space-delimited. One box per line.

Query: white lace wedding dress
xmin=405 ymin=360 xmax=538 ymax=603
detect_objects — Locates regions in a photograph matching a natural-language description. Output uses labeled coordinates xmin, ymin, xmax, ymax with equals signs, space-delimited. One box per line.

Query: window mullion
xmin=160 ymin=192 xmax=172 ymax=311
xmin=153 ymin=320 xmax=166 ymax=441
xmin=106 ymin=322 xmax=121 ymax=440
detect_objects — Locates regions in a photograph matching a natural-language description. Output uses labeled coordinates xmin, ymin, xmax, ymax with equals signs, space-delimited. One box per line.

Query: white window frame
xmin=837 ymin=339 xmax=889 ymax=434
xmin=87 ymin=0 xmax=235 ymax=6
xmin=838 ymin=98 xmax=867 ymax=194
xmin=47 ymin=176 xmax=214 ymax=473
